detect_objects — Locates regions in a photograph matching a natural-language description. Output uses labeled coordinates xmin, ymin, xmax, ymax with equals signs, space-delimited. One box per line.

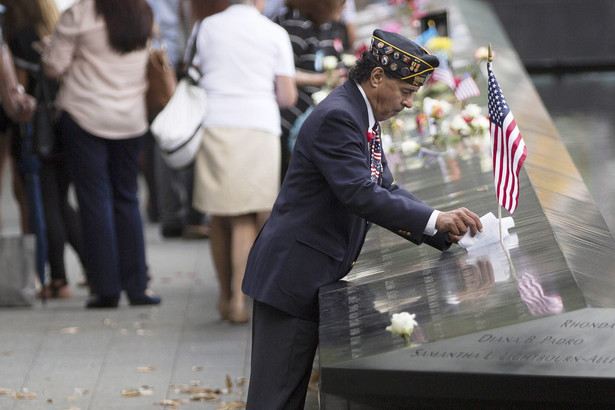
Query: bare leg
xmin=209 ymin=215 xmax=232 ymax=319
xmin=11 ymin=156 xmax=29 ymax=234
xmin=255 ymin=210 xmax=270 ymax=232
xmin=0 ymin=131 xmax=9 ymax=231
xmin=227 ymin=213 xmax=258 ymax=323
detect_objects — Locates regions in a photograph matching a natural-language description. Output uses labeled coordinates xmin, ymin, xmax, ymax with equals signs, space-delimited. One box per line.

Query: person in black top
xmin=273 ymin=0 xmax=349 ymax=180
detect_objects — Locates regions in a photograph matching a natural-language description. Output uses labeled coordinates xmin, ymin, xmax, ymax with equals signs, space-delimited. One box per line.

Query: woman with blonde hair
xmin=2 ymin=0 xmax=90 ymax=299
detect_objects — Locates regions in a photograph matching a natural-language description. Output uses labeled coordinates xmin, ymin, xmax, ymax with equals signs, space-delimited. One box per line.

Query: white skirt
xmin=192 ymin=127 xmax=281 ymax=216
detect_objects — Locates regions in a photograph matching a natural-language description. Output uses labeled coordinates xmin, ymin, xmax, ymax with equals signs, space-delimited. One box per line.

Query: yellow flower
xmin=426 ymin=36 xmax=452 ymax=52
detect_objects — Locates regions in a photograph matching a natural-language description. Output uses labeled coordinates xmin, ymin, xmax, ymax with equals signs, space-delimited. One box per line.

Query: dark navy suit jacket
xmin=242 ymin=80 xmax=450 ymax=321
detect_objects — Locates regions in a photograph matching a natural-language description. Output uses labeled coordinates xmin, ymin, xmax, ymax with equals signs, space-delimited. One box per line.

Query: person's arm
xmin=274 ymin=74 xmax=297 ymax=108
xmin=0 ymin=43 xmax=36 ymax=123
xmin=295 ymin=67 xmax=347 ymax=88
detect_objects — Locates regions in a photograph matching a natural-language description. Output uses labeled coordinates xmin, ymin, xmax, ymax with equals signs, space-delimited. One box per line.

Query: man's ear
xmin=369 ymin=67 xmax=385 ymax=88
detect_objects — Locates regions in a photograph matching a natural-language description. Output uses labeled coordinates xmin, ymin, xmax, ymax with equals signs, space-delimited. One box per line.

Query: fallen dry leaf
xmin=179 ymin=386 xmax=222 ymax=395
xmin=136 ymin=366 xmax=156 ymax=373
xmin=0 ymin=388 xmax=12 ymax=396
xmin=121 ymin=389 xmax=141 ymax=398
xmin=13 ymin=391 xmax=37 ymax=399
xmin=59 ymin=327 xmax=80 ymax=334
xmin=225 ymin=374 xmax=233 ymax=390
xmin=154 ymin=398 xmax=187 ymax=406
xmin=190 ymin=392 xmax=220 ymax=402
xmin=121 ymin=385 xmax=154 ymax=397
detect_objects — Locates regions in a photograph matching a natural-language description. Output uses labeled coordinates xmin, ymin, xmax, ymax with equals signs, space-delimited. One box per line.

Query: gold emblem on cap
xmin=370 ymin=34 xmax=436 ymax=82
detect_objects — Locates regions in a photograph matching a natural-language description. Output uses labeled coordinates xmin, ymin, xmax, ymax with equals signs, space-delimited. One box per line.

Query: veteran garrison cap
xmin=368 ymin=29 xmax=439 ymax=87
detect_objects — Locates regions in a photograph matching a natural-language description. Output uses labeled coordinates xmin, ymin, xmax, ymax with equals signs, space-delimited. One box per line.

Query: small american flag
xmin=454 ymin=73 xmax=480 ymax=101
xmin=431 ymin=60 xmax=456 ymax=91
xmin=518 ymin=272 xmax=563 ymax=316
xmin=487 ymin=63 xmax=527 ymax=214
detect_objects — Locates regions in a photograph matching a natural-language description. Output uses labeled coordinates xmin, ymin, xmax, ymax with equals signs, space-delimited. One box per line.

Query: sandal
xmin=38 ymin=279 xmax=71 ymax=299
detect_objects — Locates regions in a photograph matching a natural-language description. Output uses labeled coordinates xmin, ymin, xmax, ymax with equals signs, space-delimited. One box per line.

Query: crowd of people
xmin=0 ymin=0 xmax=359 ymax=311
xmin=1 ymin=1 xmax=484 ymax=407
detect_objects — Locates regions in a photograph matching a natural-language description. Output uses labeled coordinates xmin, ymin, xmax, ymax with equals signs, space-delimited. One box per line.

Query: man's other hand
xmin=435 ymin=207 xmax=483 ymax=243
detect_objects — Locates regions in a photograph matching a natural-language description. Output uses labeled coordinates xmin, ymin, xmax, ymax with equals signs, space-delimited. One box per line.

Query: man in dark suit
xmin=242 ymin=29 xmax=483 ymax=409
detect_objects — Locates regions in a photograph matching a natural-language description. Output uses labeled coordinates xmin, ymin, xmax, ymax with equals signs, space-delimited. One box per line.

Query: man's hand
xmin=435 ymin=207 xmax=482 ymax=243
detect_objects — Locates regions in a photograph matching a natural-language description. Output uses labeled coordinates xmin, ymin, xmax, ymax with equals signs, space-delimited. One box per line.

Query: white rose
xmin=381 ymin=134 xmax=393 ymax=153
xmin=472 ymin=116 xmax=490 ymax=131
xmin=312 ymin=90 xmax=329 ymax=105
xmin=401 ymin=140 xmax=420 ymax=155
xmin=450 ymin=114 xmax=469 ymax=133
xmin=386 ymin=312 xmax=417 ymax=336
xmin=474 ymin=46 xmax=489 ymax=61
xmin=463 ymin=103 xmax=482 ymax=119
xmin=341 ymin=53 xmax=357 ymax=67
xmin=440 ymin=100 xmax=453 ymax=117
xmin=322 ymin=56 xmax=339 ymax=71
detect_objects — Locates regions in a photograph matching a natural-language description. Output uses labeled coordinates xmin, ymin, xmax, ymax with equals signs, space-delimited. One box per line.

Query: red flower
xmin=366 ymin=131 xmax=375 ymax=142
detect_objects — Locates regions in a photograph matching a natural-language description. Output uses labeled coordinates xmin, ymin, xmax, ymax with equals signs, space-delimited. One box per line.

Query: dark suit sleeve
xmin=381 ymin=165 xmax=451 ymax=251
xmin=310 ymin=108 xmax=437 ymax=247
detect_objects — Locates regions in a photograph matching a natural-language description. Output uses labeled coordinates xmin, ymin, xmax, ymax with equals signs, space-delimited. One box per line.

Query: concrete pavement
xmin=0 ymin=171 xmax=319 ymax=409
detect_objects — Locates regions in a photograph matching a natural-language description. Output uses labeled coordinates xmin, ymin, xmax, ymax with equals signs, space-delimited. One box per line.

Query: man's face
xmin=371 ymin=73 xmax=420 ymax=122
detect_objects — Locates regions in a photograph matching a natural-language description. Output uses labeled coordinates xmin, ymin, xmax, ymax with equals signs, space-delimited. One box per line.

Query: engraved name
xmin=409 ymin=349 xmax=481 ymax=360
xmin=478 ymin=334 xmax=583 ymax=345
xmin=560 ymin=320 xmax=615 ymax=329
xmin=408 ymin=349 xmax=615 ymax=365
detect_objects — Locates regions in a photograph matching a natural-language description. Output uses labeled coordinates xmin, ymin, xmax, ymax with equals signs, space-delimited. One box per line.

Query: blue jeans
xmin=59 ymin=112 xmax=148 ymax=297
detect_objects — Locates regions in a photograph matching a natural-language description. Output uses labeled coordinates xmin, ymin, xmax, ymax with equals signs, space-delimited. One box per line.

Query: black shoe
xmin=86 ymin=295 xmax=120 ymax=308
xmin=161 ymin=224 xmax=183 ymax=238
xmin=128 ymin=292 xmax=161 ymax=306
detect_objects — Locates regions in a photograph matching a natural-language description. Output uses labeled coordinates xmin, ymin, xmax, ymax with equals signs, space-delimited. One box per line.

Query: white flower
xmin=401 ymin=140 xmax=420 ymax=155
xmin=474 ymin=46 xmax=494 ymax=61
xmin=450 ymin=114 xmax=469 ymax=133
xmin=471 ymin=115 xmax=490 ymax=132
xmin=341 ymin=53 xmax=357 ymax=67
xmin=463 ymin=103 xmax=482 ymax=119
xmin=386 ymin=312 xmax=417 ymax=337
xmin=312 ymin=90 xmax=329 ymax=105
xmin=322 ymin=56 xmax=339 ymax=71
xmin=381 ymin=133 xmax=393 ymax=154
